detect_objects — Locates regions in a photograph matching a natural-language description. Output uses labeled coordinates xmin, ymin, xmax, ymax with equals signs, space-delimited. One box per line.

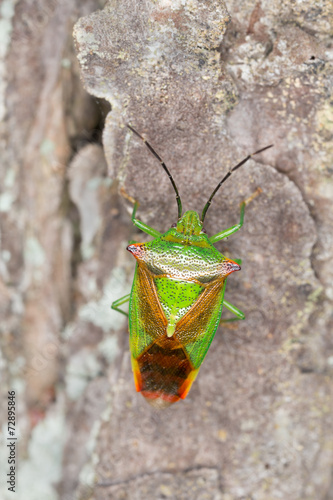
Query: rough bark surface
xmin=0 ymin=1 xmax=332 ymax=499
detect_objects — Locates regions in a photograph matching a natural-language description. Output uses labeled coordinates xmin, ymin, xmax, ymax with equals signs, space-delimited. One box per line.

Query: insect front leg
xmin=111 ymin=294 xmax=131 ymax=317
xmin=120 ymin=187 xmax=162 ymax=238
xmin=209 ymin=188 xmax=262 ymax=244
xmin=131 ymin=201 xmax=162 ymax=238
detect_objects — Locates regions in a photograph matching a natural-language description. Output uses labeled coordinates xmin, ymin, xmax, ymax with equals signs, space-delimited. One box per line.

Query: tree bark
xmin=0 ymin=0 xmax=332 ymax=499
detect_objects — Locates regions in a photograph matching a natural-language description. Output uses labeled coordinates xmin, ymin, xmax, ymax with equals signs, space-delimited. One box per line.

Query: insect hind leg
xmin=111 ymin=294 xmax=131 ymax=317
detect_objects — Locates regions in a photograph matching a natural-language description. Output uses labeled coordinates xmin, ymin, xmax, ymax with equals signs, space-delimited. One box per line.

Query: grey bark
xmin=0 ymin=0 xmax=332 ymax=499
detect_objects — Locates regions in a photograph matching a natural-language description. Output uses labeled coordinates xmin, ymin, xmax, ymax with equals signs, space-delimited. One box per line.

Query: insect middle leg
xmin=111 ymin=294 xmax=131 ymax=317
xmin=209 ymin=188 xmax=262 ymax=244
xmin=220 ymin=299 xmax=245 ymax=323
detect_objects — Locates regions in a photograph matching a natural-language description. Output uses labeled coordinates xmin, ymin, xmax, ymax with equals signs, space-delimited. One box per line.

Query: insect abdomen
xmin=131 ymin=335 xmax=199 ymax=408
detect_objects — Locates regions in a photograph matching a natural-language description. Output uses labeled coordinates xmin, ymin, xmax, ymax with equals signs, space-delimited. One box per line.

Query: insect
xmin=112 ymin=125 xmax=273 ymax=408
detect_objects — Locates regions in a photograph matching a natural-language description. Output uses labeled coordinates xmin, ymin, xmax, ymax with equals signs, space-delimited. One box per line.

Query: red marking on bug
xmin=223 ymin=259 xmax=241 ymax=275
xmin=127 ymin=243 xmax=145 ymax=259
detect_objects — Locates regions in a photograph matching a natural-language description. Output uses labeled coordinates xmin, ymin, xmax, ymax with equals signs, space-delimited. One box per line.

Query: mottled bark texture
xmin=0 ymin=0 xmax=332 ymax=499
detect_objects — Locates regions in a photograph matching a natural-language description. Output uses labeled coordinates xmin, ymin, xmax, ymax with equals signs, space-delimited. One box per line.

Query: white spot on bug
xmin=167 ymin=322 xmax=176 ymax=337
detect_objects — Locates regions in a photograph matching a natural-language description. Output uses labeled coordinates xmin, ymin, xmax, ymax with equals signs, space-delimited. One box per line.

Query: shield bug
xmin=112 ymin=125 xmax=273 ymax=408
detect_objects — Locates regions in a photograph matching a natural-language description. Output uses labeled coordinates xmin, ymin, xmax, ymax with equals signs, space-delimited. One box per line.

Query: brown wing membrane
xmin=136 ymin=335 xmax=194 ymax=406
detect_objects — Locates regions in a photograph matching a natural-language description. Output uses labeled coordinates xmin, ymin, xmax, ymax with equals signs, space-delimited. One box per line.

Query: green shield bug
xmin=112 ymin=125 xmax=273 ymax=408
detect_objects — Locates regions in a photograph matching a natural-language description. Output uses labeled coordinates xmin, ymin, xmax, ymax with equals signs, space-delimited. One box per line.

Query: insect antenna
xmin=127 ymin=124 xmax=183 ymax=219
xmin=201 ymin=144 xmax=274 ymax=223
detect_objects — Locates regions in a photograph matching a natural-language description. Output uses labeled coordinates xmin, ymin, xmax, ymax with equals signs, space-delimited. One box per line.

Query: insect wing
xmin=129 ymin=262 xmax=167 ymax=361
xmin=175 ymin=277 xmax=227 ymax=370
xmin=128 ymin=262 xmax=227 ymax=404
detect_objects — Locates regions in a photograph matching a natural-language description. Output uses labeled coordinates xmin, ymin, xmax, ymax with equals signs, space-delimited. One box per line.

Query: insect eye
xmin=171 ymin=223 xmax=177 ymax=228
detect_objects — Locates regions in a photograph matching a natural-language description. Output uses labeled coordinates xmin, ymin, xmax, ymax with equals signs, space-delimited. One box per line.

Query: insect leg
xmin=131 ymin=201 xmax=162 ymax=238
xmin=209 ymin=202 xmax=245 ymax=244
xmin=209 ymin=188 xmax=262 ymax=244
xmin=219 ymin=299 xmax=245 ymax=324
xmin=111 ymin=294 xmax=131 ymax=317
xmin=120 ymin=186 xmax=162 ymax=238
xmin=223 ymin=300 xmax=245 ymax=319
